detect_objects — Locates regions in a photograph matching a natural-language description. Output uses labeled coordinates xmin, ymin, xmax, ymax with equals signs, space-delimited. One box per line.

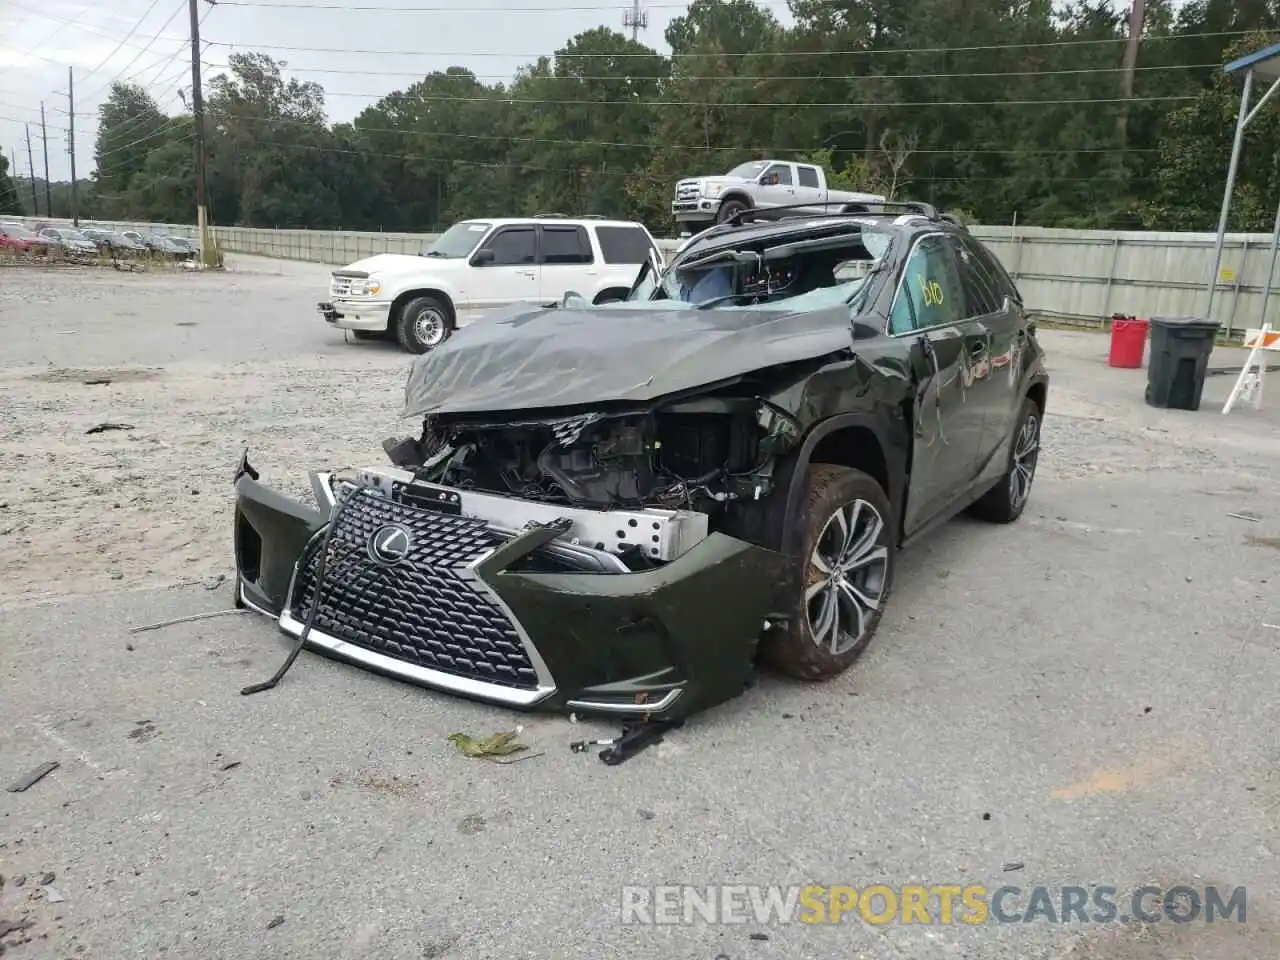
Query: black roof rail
xmin=726 ymin=201 xmax=860 ymax=226
xmin=724 ymin=199 xmax=941 ymax=226
xmin=859 ymin=200 xmax=940 ymax=220
xmin=531 ymin=212 xmax=569 ymax=219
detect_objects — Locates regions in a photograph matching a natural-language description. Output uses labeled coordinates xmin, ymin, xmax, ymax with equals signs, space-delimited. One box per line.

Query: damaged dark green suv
xmin=233 ymin=202 xmax=1048 ymax=722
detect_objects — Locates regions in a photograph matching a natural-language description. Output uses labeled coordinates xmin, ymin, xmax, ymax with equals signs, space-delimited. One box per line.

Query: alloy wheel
xmin=805 ymin=499 xmax=889 ymax=655
xmin=1010 ymin=414 xmax=1040 ymax=509
xmin=414 ymin=309 xmax=446 ymax=347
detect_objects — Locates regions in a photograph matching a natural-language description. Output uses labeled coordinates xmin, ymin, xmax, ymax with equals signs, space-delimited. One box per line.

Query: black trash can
xmin=1145 ymin=316 xmax=1220 ymax=411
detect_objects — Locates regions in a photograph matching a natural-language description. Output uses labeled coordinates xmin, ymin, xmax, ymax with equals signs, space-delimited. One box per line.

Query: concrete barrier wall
xmin=9 ymin=214 xmax=1279 ymax=334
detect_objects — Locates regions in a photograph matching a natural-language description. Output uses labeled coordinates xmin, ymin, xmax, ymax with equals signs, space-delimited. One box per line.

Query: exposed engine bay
xmin=377 ymin=392 xmax=801 ymax=570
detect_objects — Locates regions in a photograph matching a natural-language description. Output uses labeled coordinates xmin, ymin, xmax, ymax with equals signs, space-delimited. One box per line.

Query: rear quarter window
xmin=594 ymin=225 xmax=654 ymax=265
xmin=969 ymin=237 xmax=1022 ymax=304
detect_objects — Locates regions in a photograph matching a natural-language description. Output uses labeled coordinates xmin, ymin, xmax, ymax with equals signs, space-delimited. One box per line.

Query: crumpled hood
xmin=336 ymin=253 xmax=429 ymax=276
xmin=401 ymin=302 xmax=855 ymax=417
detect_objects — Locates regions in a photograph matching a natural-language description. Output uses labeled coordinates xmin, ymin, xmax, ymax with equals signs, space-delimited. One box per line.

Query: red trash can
xmin=1108 ymin=315 xmax=1149 ymax=368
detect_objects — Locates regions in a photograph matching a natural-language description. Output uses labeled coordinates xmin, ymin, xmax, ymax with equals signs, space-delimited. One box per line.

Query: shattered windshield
xmin=622 ymin=225 xmax=892 ymax=313
xmin=423 ymin=221 xmax=491 ymax=258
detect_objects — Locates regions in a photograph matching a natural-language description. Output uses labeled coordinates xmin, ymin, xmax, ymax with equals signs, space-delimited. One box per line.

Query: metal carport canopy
xmin=1206 ymin=42 xmax=1280 ymax=327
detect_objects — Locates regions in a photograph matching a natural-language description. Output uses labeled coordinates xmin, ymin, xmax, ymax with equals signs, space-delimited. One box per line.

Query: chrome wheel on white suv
xmin=395 ymin=295 xmax=453 ymax=354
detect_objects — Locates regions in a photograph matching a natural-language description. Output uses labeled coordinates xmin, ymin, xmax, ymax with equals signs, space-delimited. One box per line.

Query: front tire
xmin=760 ymin=464 xmax=894 ymax=681
xmin=970 ymin=397 xmax=1041 ymax=523
xmin=395 ymin=295 xmax=453 ymax=354
xmin=716 ymin=198 xmax=748 ymax=224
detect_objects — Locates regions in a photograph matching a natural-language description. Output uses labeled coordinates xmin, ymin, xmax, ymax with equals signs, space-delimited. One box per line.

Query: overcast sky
xmin=0 ymin=0 xmax=804 ymax=183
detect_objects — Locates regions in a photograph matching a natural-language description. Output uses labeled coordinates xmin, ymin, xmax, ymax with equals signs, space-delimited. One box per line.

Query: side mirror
xmin=561 ymin=291 xmax=588 ymax=308
xmin=472 ymin=248 xmax=495 ymax=265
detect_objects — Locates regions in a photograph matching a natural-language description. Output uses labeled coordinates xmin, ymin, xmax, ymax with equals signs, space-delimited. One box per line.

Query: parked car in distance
xmin=672 ymin=159 xmax=886 ymax=228
xmin=38 ymin=226 xmax=99 ymax=257
xmin=122 ymin=230 xmax=174 ymax=256
xmin=125 ymin=231 xmax=189 ymax=259
xmin=317 ymin=215 xmax=663 ymax=353
xmin=82 ymin=228 xmax=145 ymax=255
xmin=165 ymin=236 xmax=199 ymax=259
xmin=0 ymin=223 xmax=50 ymax=255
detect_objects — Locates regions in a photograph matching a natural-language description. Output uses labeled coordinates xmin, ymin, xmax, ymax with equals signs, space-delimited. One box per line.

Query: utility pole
xmin=1116 ymin=0 xmax=1146 ymax=146
xmin=4 ymin=148 xmax=17 ymax=213
xmin=622 ymin=0 xmax=647 ymax=42
xmin=68 ymin=68 xmax=79 ymax=227
xmin=40 ymin=102 xmax=52 ymax=217
xmin=189 ymin=0 xmax=217 ymax=266
xmin=25 ymin=123 xmax=38 ymax=215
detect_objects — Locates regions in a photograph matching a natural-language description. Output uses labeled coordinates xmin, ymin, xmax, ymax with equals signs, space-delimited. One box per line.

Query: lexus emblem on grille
xmin=368 ymin=523 xmax=413 ymax=566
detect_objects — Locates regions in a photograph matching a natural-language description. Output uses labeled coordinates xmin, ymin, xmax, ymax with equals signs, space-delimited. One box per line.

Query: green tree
xmin=81 ymin=1 xmax=1280 ymax=232
xmin=505 ymin=28 xmax=668 ymax=219
xmin=1143 ymin=31 xmax=1280 ymax=231
xmin=93 ymin=83 xmax=169 ymax=217
xmin=0 ymin=153 xmax=18 ymax=214
xmin=206 ymin=52 xmax=335 ymax=225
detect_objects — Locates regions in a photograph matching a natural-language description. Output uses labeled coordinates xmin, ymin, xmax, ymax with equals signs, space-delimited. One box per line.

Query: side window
xmin=540 ymin=226 xmax=592 ymax=265
xmin=796 ymin=166 xmax=820 ymax=188
xmin=889 ymin=235 xmax=964 ymax=334
xmin=972 ymin=239 xmax=1022 ymax=305
xmin=479 ymin=227 xmax=536 ymax=266
xmin=762 ymin=163 xmax=793 ymax=186
xmin=951 ymin=236 xmax=1002 ymax=317
xmin=595 ymin=225 xmax=654 ymax=265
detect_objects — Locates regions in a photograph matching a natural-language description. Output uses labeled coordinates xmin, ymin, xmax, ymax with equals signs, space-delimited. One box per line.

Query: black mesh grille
xmin=290 ymin=487 xmax=539 ymax=690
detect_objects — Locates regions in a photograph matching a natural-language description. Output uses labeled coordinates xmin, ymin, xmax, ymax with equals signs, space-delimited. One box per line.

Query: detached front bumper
xmin=232 ymin=458 xmax=786 ymax=722
xmin=317 ymin=299 xmax=392 ymax=331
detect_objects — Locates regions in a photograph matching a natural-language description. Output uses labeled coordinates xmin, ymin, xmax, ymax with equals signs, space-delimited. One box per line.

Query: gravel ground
xmin=1 ymin=256 xmax=410 ymax=607
xmin=2 ymin=256 xmax=1280 ymax=958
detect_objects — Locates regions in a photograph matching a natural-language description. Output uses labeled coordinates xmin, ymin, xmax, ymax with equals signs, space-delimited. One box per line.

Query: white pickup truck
xmin=672 ymin=160 xmax=885 ymax=228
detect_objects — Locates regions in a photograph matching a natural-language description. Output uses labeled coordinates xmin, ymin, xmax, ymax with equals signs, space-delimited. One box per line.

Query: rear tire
xmin=970 ymin=397 xmax=1041 ymax=524
xmin=394 ymin=295 xmax=453 ymax=354
xmin=759 ymin=464 xmax=894 ymax=681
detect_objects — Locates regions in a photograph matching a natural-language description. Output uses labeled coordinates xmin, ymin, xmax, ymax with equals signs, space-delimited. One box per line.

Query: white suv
xmin=318 ymin=215 xmax=662 ymax=353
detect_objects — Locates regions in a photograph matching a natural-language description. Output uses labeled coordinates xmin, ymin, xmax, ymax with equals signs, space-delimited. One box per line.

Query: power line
xmin=96 ymin=115 xmax=190 ymax=160
xmin=249 ymin=137 xmax=1161 ymax=184
xmin=201 ymin=28 xmax=1260 ymax=59
xmin=4 ymin=0 xmax=188 ymax=55
xmin=196 ymin=60 xmax=1221 ymax=83
xmin=78 ymin=0 xmax=167 ymax=85
xmin=215 ymin=0 xmax=769 ymax=9
xmin=76 ymin=0 xmax=190 ymax=105
xmin=2 ymin=0 xmax=106 ymax=77
xmin=234 ymin=88 xmax=1199 ymax=107
xmin=91 ymin=64 xmax=197 ymax=145
xmin=217 ymin=110 xmax=1169 ymax=155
